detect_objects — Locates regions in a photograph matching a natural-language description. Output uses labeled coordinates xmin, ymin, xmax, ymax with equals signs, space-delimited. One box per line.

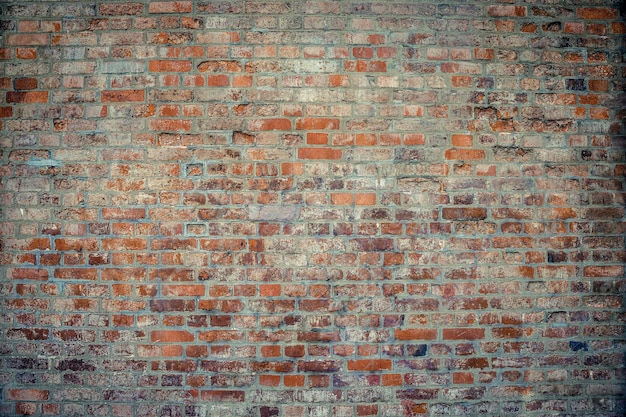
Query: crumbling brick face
xmin=0 ymin=1 xmax=625 ymax=416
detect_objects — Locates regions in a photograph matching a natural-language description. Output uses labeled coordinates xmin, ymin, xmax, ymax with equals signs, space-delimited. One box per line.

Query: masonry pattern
xmin=0 ymin=1 xmax=625 ymax=416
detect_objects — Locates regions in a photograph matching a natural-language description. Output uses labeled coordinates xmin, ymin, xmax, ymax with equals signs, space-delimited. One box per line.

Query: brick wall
xmin=1 ymin=1 xmax=625 ymax=416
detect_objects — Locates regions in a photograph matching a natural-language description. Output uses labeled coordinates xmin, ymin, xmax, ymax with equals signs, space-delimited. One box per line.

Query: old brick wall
xmin=1 ymin=0 xmax=625 ymax=416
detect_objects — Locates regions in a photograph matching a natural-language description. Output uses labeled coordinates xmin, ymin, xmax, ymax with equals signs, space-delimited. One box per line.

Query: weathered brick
xmin=101 ymin=90 xmax=145 ymax=102
xmin=0 ymin=1 xmax=623 ymax=415
xmin=148 ymin=60 xmax=192 ymax=72
xmin=577 ymin=7 xmax=619 ymax=20
xmin=98 ymin=3 xmax=143 ymax=15
xmin=148 ymin=2 xmax=192 ymax=14
xmin=6 ymin=91 xmax=48 ymax=103
xmin=297 ymin=147 xmax=342 ymax=160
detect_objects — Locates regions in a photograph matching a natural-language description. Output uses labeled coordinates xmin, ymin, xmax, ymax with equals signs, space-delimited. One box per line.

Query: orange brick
xmin=354 ymin=193 xmax=376 ymax=206
xmin=298 ymin=147 xmax=342 ymax=160
xmin=395 ymin=329 xmax=437 ymax=340
xmin=260 ymin=284 xmax=281 ymax=297
xmin=445 ymin=149 xmax=486 ymax=160
xmin=451 ymin=134 xmax=473 ymax=147
xmin=404 ymin=133 xmax=425 ymax=145
xmin=347 ymin=359 xmax=392 ymax=371
xmin=307 ymin=132 xmax=328 ymax=144
xmin=284 ymin=375 xmax=305 ymax=387
xmin=151 ymin=330 xmax=194 ymax=343
xmin=16 ymin=48 xmax=36 ymax=59
xmin=282 ymin=162 xmax=303 ymax=175
xmin=443 ymin=328 xmax=485 ymax=340
xmin=382 ymin=374 xmax=403 ymax=386
xmin=149 ymin=60 xmax=192 ymax=72
xmin=356 ymin=133 xmax=377 ymax=145
xmin=331 ymin=193 xmax=352 ymax=205
xmin=207 ymin=74 xmax=230 ymax=86
xmin=296 ymin=118 xmax=340 ymax=130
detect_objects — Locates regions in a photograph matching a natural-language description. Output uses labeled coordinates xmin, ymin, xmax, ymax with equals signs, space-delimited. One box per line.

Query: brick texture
xmin=0 ymin=1 xmax=625 ymax=416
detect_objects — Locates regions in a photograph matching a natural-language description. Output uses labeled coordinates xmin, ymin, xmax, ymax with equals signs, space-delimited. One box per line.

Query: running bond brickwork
xmin=0 ymin=1 xmax=625 ymax=416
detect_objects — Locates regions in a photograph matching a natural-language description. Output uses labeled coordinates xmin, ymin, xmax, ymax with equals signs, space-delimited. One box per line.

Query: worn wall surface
xmin=1 ymin=1 xmax=625 ymax=416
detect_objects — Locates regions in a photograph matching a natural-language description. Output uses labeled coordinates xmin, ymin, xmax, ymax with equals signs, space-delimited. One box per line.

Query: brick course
xmin=0 ymin=1 xmax=625 ymax=416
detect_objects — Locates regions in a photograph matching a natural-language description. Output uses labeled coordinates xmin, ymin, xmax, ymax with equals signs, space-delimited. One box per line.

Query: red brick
xmin=101 ymin=90 xmax=145 ymax=102
xmin=443 ymin=328 xmax=485 ymax=340
xmin=0 ymin=48 xmax=12 ymax=59
xmin=0 ymin=3 xmax=623 ymax=414
xmin=611 ymin=22 xmax=626 ymax=33
xmin=102 ymin=208 xmax=146 ymax=220
xmin=395 ymin=329 xmax=437 ymax=340
xmin=491 ymin=327 xmax=527 ymax=338
xmin=207 ymin=74 xmax=230 ymax=86
xmin=355 ymin=193 xmax=376 ymax=206
xmin=345 ymin=60 xmax=387 ymax=72
xmin=148 ymin=2 xmax=193 ymax=13
xmin=151 ymin=330 xmax=194 ymax=343
xmin=577 ymin=7 xmax=619 ymax=19
xmin=296 ymin=118 xmax=340 ymax=130
xmin=10 ymin=268 xmax=48 ymax=281
xmin=53 ymin=268 xmax=98 ymax=280
xmin=259 ymin=375 xmax=280 ymax=386
xmin=474 ymin=48 xmax=495 ymax=60
xmin=6 ymin=91 xmax=48 ymax=103
xmin=353 ymin=47 xmax=374 ymax=58
xmin=347 ymin=359 xmax=392 ymax=371
xmin=589 ymin=80 xmax=609 ymax=92
xmin=356 ymin=133 xmax=377 ymax=145
xmin=16 ymin=48 xmax=37 ymax=59
xmin=103 ymin=238 xmax=148 ymax=251
xmin=442 ymin=208 xmax=487 ymax=221
xmin=149 ymin=60 xmax=192 ymax=72
xmin=583 ymin=265 xmax=623 ymax=277
xmin=326 ymin=75 xmax=347 ymax=89
xmin=260 ymin=284 xmax=281 ymax=297
xmin=487 ymin=5 xmax=527 ymax=17
xmin=445 ymin=149 xmax=485 ymax=160
xmin=284 ymin=375 xmax=305 ymax=387
xmin=298 ymin=147 xmax=342 ymax=160
xmin=306 ymin=132 xmax=328 ymax=144
xmin=7 ymin=389 xmax=49 ymax=401
xmin=162 ymin=284 xmax=205 ymax=296
xmin=14 ymin=78 xmax=38 ymax=90
xmin=450 ymin=372 xmax=472 ymax=385
xmin=451 ymin=134 xmax=473 ymax=147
